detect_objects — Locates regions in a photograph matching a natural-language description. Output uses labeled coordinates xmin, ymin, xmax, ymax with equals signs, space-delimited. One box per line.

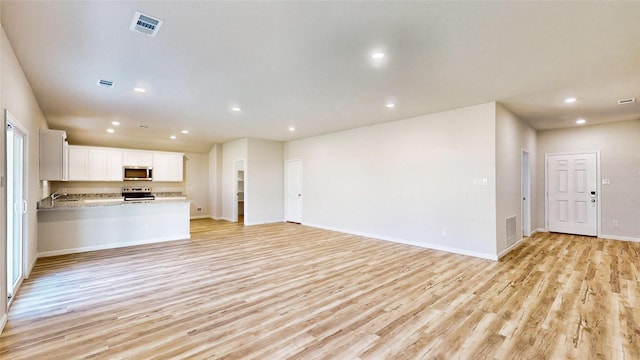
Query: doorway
xmin=285 ymin=159 xmax=302 ymax=223
xmin=233 ymin=159 xmax=245 ymax=224
xmin=521 ymin=150 xmax=531 ymax=237
xmin=6 ymin=111 xmax=27 ymax=305
xmin=546 ymin=152 xmax=598 ymax=236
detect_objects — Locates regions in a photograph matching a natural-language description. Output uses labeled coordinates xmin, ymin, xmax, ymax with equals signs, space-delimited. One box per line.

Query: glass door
xmin=6 ymin=122 xmax=26 ymax=304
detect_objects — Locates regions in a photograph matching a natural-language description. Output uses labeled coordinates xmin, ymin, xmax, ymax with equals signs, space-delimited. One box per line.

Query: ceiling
xmin=2 ymin=1 xmax=639 ymax=153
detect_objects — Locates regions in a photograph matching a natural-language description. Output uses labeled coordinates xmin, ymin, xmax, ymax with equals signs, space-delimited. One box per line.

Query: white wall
xmin=285 ymin=102 xmax=498 ymax=259
xmin=537 ymin=120 xmax=640 ymax=241
xmin=245 ymin=138 xmax=284 ymax=225
xmin=221 ymin=138 xmax=247 ymax=221
xmin=184 ymin=152 xmax=209 ymax=218
xmin=495 ymin=103 xmax=537 ymax=255
xmin=208 ymin=144 xmax=222 ymax=219
xmin=1 ymin=24 xmax=50 ymax=331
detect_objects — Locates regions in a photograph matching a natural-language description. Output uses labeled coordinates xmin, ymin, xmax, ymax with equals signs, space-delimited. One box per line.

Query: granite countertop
xmin=38 ymin=192 xmax=189 ymax=210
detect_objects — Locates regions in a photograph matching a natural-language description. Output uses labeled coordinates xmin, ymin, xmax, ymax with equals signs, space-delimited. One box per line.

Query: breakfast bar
xmin=37 ymin=195 xmax=191 ymax=257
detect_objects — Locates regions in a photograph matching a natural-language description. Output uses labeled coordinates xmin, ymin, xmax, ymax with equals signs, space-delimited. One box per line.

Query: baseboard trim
xmin=244 ymin=220 xmax=285 ymax=226
xmin=190 ymin=215 xmax=210 ymax=220
xmin=599 ymin=234 xmax=640 ymax=242
xmin=497 ymin=237 xmax=527 ymax=259
xmin=303 ymin=222 xmax=498 ymax=261
xmin=0 ymin=313 xmax=7 ymax=335
xmin=37 ymin=234 xmax=191 ymax=258
xmin=25 ymin=254 xmax=37 ymax=279
xmin=536 ymin=228 xmax=548 ymax=233
xmin=210 ymin=216 xmax=224 ymax=220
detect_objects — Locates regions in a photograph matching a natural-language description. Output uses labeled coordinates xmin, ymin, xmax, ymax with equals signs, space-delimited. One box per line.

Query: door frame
xmin=545 ymin=151 xmax=600 ymax=237
xmin=232 ymin=159 xmax=245 ymax=223
xmin=521 ymin=150 xmax=531 ymax=237
xmin=4 ymin=110 xmax=28 ymax=307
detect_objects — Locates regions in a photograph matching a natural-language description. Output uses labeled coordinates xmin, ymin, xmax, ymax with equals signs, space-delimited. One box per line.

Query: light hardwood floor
xmin=1 ymin=219 xmax=639 ymax=359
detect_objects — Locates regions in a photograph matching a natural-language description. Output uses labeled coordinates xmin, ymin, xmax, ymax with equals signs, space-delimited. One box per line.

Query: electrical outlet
xmin=197 ymin=207 xmax=202 ymax=212
xmin=613 ymin=220 xmax=619 ymax=227
xmin=441 ymin=228 xmax=447 ymax=236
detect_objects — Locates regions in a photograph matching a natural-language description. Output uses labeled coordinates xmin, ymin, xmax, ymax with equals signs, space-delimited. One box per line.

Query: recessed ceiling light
xmin=576 ymin=119 xmax=586 ymax=125
xmin=106 ymin=128 xmax=115 ymax=133
xmin=134 ymin=87 xmax=146 ymax=93
xmin=289 ymin=127 xmax=296 ymax=132
xmin=181 ymin=130 xmax=189 ymax=134
xmin=385 ymin=103 xmax=395 ymax=108
xmin=371 ymin=52 xmax=385 ymax=59
xmin=111 ymin=121 xmax=120 ymax=126
xmin=231 ymin=107 xmax=242 ymax=112
xmin=169 ymin=135 xmax=176 ymax=139
xmin=564 ymin=97 xmax=577 ymax=103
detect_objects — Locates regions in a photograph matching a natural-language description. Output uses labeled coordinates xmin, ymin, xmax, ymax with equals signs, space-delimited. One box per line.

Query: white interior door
xmin=285 ymin=160 xmax=302 ymax=223
xmin=6 ymin=118 xmax=26 ymax=304
xmin=547 ymin=153 xmax=597 ymax=236
xmin=521 ymin=150 xmax=531 ymax=237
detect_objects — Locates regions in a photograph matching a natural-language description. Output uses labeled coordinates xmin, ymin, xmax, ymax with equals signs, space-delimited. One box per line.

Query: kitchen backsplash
xmin=50 ymin=181 xmax=184 ymax=195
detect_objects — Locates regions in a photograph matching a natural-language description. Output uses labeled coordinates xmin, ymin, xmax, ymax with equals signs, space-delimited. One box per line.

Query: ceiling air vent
xmin=97 ymin=79 xmax=114 ymax=88
xmin=130 ymin=11 xmax=163 ymax=37
xmin=617 ymin=98 xmax=636 ymax=105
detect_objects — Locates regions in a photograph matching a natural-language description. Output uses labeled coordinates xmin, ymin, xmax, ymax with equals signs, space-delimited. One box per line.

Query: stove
xmin=121 ymin=187 xmax=155 ymax=201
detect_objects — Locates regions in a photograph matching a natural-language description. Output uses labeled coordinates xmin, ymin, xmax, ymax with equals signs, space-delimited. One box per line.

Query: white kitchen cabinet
xmin=67 ymin=146 xmax=90 ymax=180
xmin=88 ymin=149 xmax=107 ymax=180
xmin=123 ymin=151 xmax=153 ymax=167
xmin=68 ymin=146 xmax=123 ymax=181
xmin=105 ymin=149 xmax=123 ymax=181
xmin=66 ymin=145 xmax=181 ymax=182
xmin=39 ymin=129 xmax=68 ymax=181
xmin=153 ymin=152 xmax=184 ymax=182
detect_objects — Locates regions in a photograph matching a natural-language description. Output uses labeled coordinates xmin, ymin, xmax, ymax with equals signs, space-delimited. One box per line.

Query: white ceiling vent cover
xmin=130 ymin=11 xmax=163 ymax=37
xmin=97 ymin=79 xmax=114 ymax=88
xmin=617 ymin=98 xmax=636 ymax=105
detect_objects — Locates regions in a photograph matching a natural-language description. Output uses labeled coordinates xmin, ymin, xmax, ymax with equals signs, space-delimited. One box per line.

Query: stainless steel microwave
xmin=123 ymin=166 xmax=153 ymax=181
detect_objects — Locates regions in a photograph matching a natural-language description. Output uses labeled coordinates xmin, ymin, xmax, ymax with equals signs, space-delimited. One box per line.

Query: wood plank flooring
xmin=1 ymin=219 xmax=639 ymax=359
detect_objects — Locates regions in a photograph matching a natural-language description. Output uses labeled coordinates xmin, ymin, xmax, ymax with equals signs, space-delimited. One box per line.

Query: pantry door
xmin=546 ymin=153 xmax=598 ymax=236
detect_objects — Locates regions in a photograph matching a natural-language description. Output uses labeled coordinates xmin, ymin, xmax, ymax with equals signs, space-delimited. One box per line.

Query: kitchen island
xmin=37 ymin=195 xmax=191 ymax=257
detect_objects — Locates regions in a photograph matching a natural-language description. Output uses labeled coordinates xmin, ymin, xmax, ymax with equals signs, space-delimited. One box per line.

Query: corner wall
xmin=221 ymin=139 xmax=247 ymax=221
xmin=184 ymin=152 xmax=209 ymax=218
xmin=245 ymin=138 xmax=284 ymax=225
xmin=285 ymin=102 xmax=498 ymax=259
xmin=1 ymin=23 xmax=50 ymax=332
xmin=208 ymin=144 xmax=222 ymax=219
xmin=495 ymin=103 xmax=537 ymax=255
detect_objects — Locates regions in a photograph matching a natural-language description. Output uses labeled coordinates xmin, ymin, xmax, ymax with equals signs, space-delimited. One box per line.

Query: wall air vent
xmin=97 ymin=79 xmax=114 ymax=88
xmin=130 ymin=11 xmax=163 ymax=37
xmin=506 ymin=215 xmax=517 ymax=247
xmin=617 ymin=98 xmax=636 ymax=105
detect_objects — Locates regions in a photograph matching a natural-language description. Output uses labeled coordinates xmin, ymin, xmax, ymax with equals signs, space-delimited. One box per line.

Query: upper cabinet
xmin=68 ymin=146 xmax=123 ymax=181
xmin=66 ymin=146 xmax=183 ymax=182
xmin=153 ymin=152 xmax=184 ymax=182
xmin=123 ymin=150 xmax=153 ymax=167
xmin=39 ymin=129 xmax=68 ymax=181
